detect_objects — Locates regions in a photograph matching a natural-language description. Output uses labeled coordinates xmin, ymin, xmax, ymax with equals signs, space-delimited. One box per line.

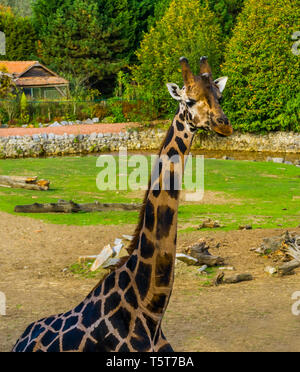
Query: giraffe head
xmin=167 ymin=56 xmax=233 ymax=137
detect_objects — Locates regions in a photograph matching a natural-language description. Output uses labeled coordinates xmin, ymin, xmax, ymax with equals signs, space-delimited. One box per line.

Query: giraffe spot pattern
xmin=104 ymin=334 xmax=119 ymax=351
xmin=103 ymin=271 xmax=116 ymax=295
xmin=130 ymin=317 xmax=151 ymax=351
xmin=163 ymin=126 xmax=174 ymax=149
xmin=155 ymin=252 xmax=173 ymax=287
xmin=176 ymin=120 xmax=185 ymax=131
xmin=143 ymin=313 xmax=157 ymax=339
xmin=164 ymin=170 xmax=180 ymax=199
xmin=91 ymin=320 xmax=109 ymax=341
xmin=152 ymin=183 xmax=161 ymax=198
xmin=124 ymin=286 xmax=138 ymax=309
xmin=145 ymin=200 xmax=155 ymax=232
xmin=167 ymin=148 xmax=180 ymax=163
xmin=135 ymin=262 xmax=152 ymax=300
xmin=140 ymin=233 xmax=155 ymax=259
xmin=41 ymin=330 xmax=57 ymax=347
xmin=47 ymin=338 xmax=60 ymax=352
xmin=109 ymin=307 xmax=131 ymax=339
xmin=175 ymin=136 xmax=187 ymax=154
xmin=146 ymin=294 xmax=167 ymax=313
xmin=62 ymin=316 xmax=79 ymax=332
xmin=119 ymin=343 xmax=130 ymax=352
xmin=81 ymin=301 xmax=101 ymax=329
xmin=62 ymin=328 xmax=85 ymax=351
xmin=156 ymin=206 xmax=175 ymax=240
xmin=104 ymin=292 xmax=121 ymax=315
xmin=118 ymin=271 xmax=131 ymax=291
xmin=74 ymin=302 xmax=85 ymax=313
xmin=126 ymin=254 xmax=138 ymax=272
xmin=158 ymin=344 xmax=174 ymax=352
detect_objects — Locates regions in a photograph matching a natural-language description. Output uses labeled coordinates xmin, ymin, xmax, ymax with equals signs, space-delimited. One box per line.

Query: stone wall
xmin=0 ymin=129 xmax=299 ymax=159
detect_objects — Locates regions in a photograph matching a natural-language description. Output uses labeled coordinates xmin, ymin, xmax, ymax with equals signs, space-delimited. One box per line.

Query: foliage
xmin=130 ymin=0 xmax=223 ymax=114
xmin=0 ymin=65 xmax=18 ymax=123
xmin=20 ymin=92 xmax=29 ymax=123
xmin=33 ymin=0 xmax=133 ymax=95
xmin=204 ymin=0 xmax=245 ymax=37
xmin=0 ymin=5 xmax=37 ymax=60
xmin=222 ymin=0 xmax=300 ymax=132
xmin=0 ymin=65 xmax=14 ymax=98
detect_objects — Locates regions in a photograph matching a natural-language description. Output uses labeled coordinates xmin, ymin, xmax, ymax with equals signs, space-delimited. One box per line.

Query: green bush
xmin=222 ymin=0 xmax=300 ymax=132
xmin=130 ymin=0 xmax=223 ymax=115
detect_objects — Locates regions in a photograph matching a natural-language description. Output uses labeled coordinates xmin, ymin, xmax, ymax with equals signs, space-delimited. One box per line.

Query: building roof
xmin=0 ymin=61 xmax=69 ymax=87
xmin=16 ymin=76 xmax=69 ymax=87
xmin=0 ymin=61 xmax=38 ymax=76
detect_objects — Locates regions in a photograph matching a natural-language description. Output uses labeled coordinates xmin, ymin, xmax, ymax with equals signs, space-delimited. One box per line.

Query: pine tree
xmin=33 ymin=0 xmax=133 ymax=94
xmin=222 ymin=0 xmax=300 ymax=132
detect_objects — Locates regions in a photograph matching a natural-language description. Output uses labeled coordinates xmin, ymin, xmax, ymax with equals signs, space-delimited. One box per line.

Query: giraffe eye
xmin=186 ymin=99 xmax=196 ymax=107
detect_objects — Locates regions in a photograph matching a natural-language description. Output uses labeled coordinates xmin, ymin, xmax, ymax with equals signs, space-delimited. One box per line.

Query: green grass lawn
xmin=0 ymin=155 xmax=299 ymax=231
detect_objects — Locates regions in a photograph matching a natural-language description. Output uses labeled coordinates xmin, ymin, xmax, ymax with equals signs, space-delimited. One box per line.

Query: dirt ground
xmin=0 ymin=211 xmax=300 ymax=352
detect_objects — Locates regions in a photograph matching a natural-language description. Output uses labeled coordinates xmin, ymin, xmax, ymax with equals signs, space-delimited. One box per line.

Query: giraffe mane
xmin=90 ymin=121 xmax=177 ymax=292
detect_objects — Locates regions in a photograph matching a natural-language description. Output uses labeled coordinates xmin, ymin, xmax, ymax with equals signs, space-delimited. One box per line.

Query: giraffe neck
xmin=129 ymin=103 xmax=196 ymax=318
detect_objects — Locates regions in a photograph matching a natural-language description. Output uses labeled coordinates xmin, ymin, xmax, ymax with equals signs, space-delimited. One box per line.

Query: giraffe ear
xmin=166 ymin=83 xmax=182 ymax=101
xmin=214 ymin=77 xmax=228 ymax=93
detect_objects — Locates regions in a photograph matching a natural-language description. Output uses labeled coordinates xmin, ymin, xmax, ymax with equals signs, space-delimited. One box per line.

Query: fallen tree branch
xmin=14 ymin=200 xmax=141 ymax=213
xmin=186 ymin=239 xmax=225 ymax=266
xmin=0 ymin=175 xmax=50 ymax=191
xmin=278 ymin=260 xmax=300 ymax=276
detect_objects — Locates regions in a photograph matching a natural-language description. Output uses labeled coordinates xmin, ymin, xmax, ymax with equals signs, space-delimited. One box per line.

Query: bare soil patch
xmin=0 ymin=212 xmax=300 ymax=352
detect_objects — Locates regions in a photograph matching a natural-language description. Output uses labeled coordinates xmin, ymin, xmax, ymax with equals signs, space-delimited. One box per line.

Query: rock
xmin=239 ymin=225 xmax=253 ymax=230
xmin=93 ymin=118 xmax=99 ymax=123
xmin=85 ymin=118 xmax=94 ymax=125
xmin=272 ymin=158 xmax=284 ymax=164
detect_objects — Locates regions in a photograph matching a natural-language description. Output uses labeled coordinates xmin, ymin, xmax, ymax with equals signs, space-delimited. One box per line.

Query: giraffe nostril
xmin=217 ymin=117 xmax=229 ymax=126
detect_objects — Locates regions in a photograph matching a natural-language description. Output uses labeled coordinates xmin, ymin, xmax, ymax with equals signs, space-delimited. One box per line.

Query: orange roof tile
xmin=0 ymin=61 xmax=38 ymax=75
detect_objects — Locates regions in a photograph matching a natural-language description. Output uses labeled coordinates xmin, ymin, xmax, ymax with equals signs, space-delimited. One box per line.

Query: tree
xmin=0 ymin=5 xmax=37 ymax=60
xmin=0 ymin=0 xmax=32 ymax=17
xmin=33 ymin=0 xmax=133 ymax=95
xmin=0 ymin=65 xmax=18 ymax=123
xmin=222 ymin=0 xmax=300 ymax=132
xmin=204 ymin=0 xmax=245 ymax=37
xmin=131 ymin=0 xmax=223 ymax=113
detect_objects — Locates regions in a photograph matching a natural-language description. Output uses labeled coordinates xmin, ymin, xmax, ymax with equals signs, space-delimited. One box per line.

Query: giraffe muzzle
xmin=210 ymin=118 xmax=233 ymax=137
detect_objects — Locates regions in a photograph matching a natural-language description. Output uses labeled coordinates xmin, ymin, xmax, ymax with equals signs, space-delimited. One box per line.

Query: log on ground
xmin=0 ymin=176 xmax=50 ymax=191
xmin=14 ymin=200 xmax=141 ymax=213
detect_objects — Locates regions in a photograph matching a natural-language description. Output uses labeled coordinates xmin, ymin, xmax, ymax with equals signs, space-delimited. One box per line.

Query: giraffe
xmin=12 ymin=56 xmax=232 ymax=352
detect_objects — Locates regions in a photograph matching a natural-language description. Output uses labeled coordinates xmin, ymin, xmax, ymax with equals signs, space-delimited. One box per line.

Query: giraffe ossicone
xmin=12 ymin=57 xmax=233 ymax=352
